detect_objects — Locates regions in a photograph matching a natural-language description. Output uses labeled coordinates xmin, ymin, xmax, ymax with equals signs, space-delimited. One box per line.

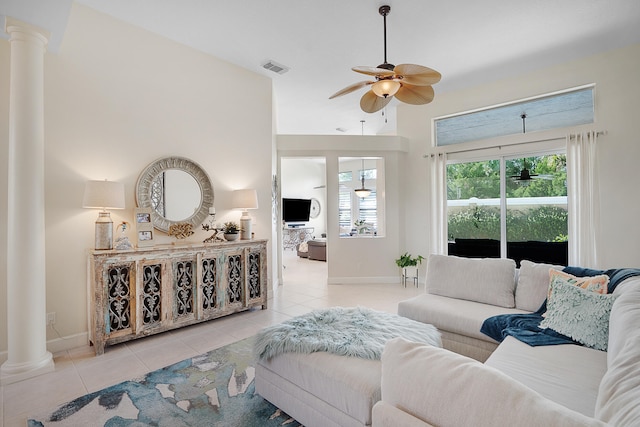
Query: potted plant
xmin=223 ymin=221 xmax=241 ymax=241
xmin=395 ymin=252 xmax=424 ymax=287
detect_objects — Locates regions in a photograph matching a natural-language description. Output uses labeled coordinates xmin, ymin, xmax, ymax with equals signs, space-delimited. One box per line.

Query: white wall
xmin=398 ymin=42 xmax=640 ymax=269
xmin=278 ymin=135 xmax=409 ymax=284
xmin=0 ymin=3 xmax=274 ymax=356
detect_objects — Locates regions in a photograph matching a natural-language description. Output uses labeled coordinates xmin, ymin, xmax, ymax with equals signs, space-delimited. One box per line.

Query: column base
xmin=0 ymin=352 xmax=54 ymax=385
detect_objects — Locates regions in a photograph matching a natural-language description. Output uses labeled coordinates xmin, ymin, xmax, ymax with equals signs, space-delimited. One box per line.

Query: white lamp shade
xmin=232 ymin=189 xmax=258 ymax=210
xmin=372 ymin=80 xmax=401 ymax=98
xmin=82 ymin=180 xmax=125 ymax=210
xmin=354 ymin=188 xmax=372 ymax=198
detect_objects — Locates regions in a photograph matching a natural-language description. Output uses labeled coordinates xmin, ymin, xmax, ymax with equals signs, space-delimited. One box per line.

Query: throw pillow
xmin=540 ymin=276 xmax=617 ymax=351
xmin=548 ymin=269 xmax=609 ymax=298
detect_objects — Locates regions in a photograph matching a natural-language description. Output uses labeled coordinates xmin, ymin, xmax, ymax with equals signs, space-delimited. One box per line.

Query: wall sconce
xmin=232 ymin=189 xmax=258 ymax=240
xmin=83 ymin=180 xmax=125 ymax=250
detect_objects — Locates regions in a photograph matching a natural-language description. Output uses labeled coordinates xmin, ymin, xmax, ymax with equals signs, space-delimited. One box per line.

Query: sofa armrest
xmin=381 ymin=338 xmax=607 ymax=427
xmin=372 ymin=401 xmax=434 ymax=427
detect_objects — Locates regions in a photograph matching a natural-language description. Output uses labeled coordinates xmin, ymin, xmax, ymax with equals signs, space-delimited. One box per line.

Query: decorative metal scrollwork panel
xmin=202 ymin=258 xmax=218 ymax=310
xmin=107 ymin=266 xmax=131 ymax=332
xmin=142 ymin=264 xmax=162 ymax=325
xmin=227 ymin=255 xmax=243 ymax=304
xmin=175 ymin=261 xmax=194 ymax=317
xmin=248 ymin=252 xmax=261 ymax=299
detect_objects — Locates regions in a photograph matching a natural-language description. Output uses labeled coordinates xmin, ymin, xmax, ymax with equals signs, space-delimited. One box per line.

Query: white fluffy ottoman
xmin=254 ymin=307 xmax=441 ymax=427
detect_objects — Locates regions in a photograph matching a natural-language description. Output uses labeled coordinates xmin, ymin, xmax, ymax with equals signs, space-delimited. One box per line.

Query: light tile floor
xmin=0 ymin=251 xmax=423 ymax=427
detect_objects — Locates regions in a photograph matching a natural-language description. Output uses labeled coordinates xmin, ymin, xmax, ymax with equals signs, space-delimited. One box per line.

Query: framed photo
xmin=138 ymin=230 xmax=153 ymax=241
xmin=136 ymin=212 xmax=151 ymax=224
xmin=135 ymin=207 xmax=154 ymax=247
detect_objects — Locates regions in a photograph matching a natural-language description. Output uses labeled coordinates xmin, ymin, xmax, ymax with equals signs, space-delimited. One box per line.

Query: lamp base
xmin=95 ymin=211 xmax=113 ymax=250
xmin=240 ymin=212 xmax=252 ymax=240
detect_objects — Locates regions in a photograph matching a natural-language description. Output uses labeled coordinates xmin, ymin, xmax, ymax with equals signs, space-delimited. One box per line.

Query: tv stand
xmin=282 ymin=227 xmax=314 ymax=250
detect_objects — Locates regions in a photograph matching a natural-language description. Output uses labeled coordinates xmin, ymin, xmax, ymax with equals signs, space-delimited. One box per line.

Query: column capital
xmin=5 ymin=17 xmax=50 ymax=47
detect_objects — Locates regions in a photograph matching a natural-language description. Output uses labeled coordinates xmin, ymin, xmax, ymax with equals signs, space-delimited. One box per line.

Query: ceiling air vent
xmin=262 ymin=60 xmax=289 ymax=75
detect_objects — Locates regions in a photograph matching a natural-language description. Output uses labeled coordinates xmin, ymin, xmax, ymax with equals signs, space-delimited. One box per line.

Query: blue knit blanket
xmin=255 ymin=306 xmax=442 ymax=361
xmin=480 ymin=267 xmax=640 ymax=346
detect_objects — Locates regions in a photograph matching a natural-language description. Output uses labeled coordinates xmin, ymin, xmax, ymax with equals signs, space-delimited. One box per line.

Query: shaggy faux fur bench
xmin=254 ymin=307 xmax=441 ymax=427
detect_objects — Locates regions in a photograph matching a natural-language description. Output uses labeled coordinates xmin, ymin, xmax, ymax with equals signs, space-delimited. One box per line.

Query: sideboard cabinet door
xmin=173 ymin=258 xmax=197 ymax=325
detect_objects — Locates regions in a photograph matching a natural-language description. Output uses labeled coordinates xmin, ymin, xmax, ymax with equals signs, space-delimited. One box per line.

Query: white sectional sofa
xmin=377 ymin=254 xmax=640 ymax=427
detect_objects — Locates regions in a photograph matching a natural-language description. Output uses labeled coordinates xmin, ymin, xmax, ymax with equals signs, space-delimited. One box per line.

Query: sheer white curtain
xmin=428 ymin=153 xmax=448 ymax=255
xmin=566 ymin=131 xmax=600 ymax=268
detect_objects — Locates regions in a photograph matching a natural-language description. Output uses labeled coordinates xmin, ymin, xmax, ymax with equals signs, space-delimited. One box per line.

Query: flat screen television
xmin=282 ymin=198 xmax=311 ymax=223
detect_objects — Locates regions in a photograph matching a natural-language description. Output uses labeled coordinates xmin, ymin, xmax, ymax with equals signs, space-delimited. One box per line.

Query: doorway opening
xmin=280 ymin=157 xmax=328 ymax=286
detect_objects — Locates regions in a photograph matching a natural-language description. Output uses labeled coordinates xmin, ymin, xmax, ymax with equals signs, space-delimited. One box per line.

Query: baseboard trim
xmin=328 ymin=276 xmax=402 ymax=285
xmin=47 ymin=331 xmax=90 ymax=354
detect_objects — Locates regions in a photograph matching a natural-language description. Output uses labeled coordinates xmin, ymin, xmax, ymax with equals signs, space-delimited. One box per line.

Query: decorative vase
xmin=224 ymin=233 xmax=239 ymax=241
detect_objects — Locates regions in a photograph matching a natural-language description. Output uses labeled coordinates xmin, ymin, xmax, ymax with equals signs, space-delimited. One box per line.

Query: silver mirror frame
xmin=136 ymin=157 xmax=214 ymax=233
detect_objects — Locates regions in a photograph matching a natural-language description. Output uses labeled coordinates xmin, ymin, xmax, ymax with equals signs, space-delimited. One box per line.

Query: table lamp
xmin=232 ymin=189 xmax=258 ymax=240
xmin=83 ymin=179 xmax=126 ymax=250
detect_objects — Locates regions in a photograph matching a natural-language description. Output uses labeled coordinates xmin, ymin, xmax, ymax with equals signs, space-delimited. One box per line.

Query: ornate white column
xmin=1 ymin=18 xmax=54 ymax=384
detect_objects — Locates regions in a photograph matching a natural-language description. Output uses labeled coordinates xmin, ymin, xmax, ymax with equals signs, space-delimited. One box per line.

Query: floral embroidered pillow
xmin=548 ymin=269 xmax=609 ymax=299
xmin=540 ymin=275 xmax=617 ymax=351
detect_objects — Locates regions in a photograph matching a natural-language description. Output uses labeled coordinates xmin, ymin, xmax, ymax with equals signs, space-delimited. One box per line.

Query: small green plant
xmin=395 ymin=252 xmax=424 ymax=268
xmin=223 ymin=221 xmax=240 ymax=234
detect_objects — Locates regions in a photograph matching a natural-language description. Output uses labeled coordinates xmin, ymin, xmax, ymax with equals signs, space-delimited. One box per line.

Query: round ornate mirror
xmin=136 ymin=157 xmax=214 ymax=232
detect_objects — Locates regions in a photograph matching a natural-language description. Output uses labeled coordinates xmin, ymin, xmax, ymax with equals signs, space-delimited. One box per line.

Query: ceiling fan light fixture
xmin=329 ymin=4 xmax=440 ymax=113
xmin=372 ymin=79 xmax=401 ymax=98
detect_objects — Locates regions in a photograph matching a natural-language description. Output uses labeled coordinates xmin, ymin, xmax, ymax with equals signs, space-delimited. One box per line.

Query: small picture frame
xmin=136 ymin=212 xmax=151 ymax=224
xmin=135 ymin=208 xmax=154 ymax=247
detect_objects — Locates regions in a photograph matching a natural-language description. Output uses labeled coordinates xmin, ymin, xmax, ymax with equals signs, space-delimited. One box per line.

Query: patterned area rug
xmin=28 ymin=337 xmax=302 ymax=427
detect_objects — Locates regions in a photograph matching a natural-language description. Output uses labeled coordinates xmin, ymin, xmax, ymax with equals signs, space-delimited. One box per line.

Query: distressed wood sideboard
xmin=88 ymin=240 xmax=268 ymax=355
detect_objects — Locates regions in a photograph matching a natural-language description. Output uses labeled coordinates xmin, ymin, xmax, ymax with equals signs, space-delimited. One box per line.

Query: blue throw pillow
xmin=540 ymin=276 xmax=617 ymax=351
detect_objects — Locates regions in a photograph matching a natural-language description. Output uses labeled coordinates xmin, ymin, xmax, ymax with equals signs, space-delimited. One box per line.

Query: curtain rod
xmin=423 ymin=130 xmax=606 ymax=158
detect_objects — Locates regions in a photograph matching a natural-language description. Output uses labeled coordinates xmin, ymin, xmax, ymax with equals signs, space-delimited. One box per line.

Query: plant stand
xmin=402 ymin=266 xmax=419 ymax=288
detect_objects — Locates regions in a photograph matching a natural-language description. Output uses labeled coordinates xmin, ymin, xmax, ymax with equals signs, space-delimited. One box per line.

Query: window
xmin=338 ymin=157 xmax=385 ymax=237
xmin=358 ymin=190 xmax=377 ymax=229
xmin=435 ymin=86 xmax=594 ymax=146
xmin=446 ymin=153 xmax=568 ymax=266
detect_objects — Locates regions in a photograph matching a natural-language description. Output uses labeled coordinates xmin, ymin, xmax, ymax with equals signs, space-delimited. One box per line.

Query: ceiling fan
xmin=510 ymin=159 xmax=553 ymax=183
xmin=329 ymin=5 xmax=441 ymax=113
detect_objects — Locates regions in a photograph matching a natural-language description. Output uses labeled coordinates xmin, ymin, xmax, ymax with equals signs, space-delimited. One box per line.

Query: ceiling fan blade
xmin=394 ymin=64 xmax=442 ymax=85
xmin=352 ymin=66 xmax=395 ymax=77
xmin=360 ymin=90 xmax=392 ymax=113
xmin=329 ymin=81 xmax=373 ymax=99
xmin=395 ymin=84 xmax=435 ymax=105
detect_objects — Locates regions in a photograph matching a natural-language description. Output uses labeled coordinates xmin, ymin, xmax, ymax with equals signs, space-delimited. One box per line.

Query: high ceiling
xmin=5 ymin=1 xmax=640 ymax=135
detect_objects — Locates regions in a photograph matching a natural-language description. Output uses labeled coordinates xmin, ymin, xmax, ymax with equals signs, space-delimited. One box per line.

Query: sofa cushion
xmin=398 ymin=293 xmax=528 ymax=343
xmin=540 ymin=277 xmax=617 ymax=351
xmin=515 ymin=260 xmax=563 ymax=311
xmin=257 ymin=351 xmax=381 ymax=425
xmin=380 ymin=338 xmax=605 ymax=427
xmin=595 ymin=334 xmax=640 ymax=426
xmin=485 ymin=336 xmax=607 ymax=417
xmin=607 ymin=278 xmax=640 ymax=366
xmin=426 ymin=255 xmax=517 ymax=308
